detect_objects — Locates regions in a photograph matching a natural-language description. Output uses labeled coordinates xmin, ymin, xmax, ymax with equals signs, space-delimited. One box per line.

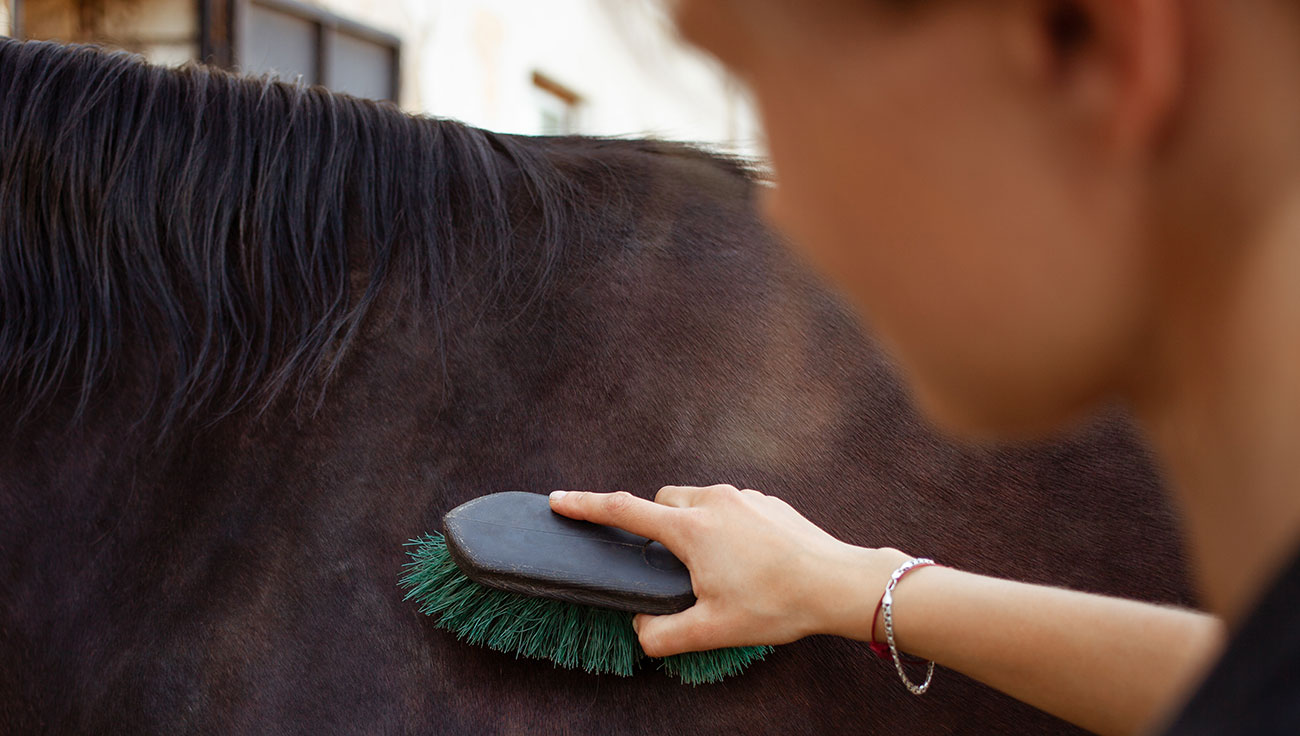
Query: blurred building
xmin=0 ymin=0 xmax=763 ymax=157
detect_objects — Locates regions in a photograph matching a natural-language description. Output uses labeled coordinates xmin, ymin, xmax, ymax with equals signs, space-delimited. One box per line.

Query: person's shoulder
xmin=1158 ymin=544 xmax=1300 ymax=735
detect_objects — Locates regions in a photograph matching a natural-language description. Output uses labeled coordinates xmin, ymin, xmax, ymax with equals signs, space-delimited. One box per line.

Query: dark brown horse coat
xmin=0 ymin=39 xmax=1190 ymax=734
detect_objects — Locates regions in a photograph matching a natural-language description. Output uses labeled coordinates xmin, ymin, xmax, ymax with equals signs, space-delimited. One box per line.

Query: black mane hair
xmin=0 ymin=38 xmax=590 ymax=435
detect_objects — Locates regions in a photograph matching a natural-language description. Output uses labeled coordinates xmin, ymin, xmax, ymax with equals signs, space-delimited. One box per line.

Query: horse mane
xmin=0 ymin=38 xmax=598 ymax=436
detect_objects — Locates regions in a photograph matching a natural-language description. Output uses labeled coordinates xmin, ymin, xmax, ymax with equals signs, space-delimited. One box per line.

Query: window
xmin=2 ymin=0 xmax=22 ymax=38
xmin=240 ymin=0 xmax=399 ymax=102
xmin=532 ymin=71 xmax=580 ymax=136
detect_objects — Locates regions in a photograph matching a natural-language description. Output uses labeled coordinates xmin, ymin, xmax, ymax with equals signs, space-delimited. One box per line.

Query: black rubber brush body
xmin=443 ymin=491 xmax=696 ymax=615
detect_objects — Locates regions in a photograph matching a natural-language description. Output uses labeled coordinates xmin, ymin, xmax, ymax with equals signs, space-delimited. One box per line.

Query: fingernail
xmin=549 ymin=490 xmax=567 ymax=503
xmin=631 ymin=616 xmax=642 ymax=634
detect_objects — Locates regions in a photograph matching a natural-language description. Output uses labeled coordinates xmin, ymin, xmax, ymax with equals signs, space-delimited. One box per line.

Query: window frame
xmin=199 ymin=0 xmax=237 ymax=67
xmin=531 ymin=70 xmax=581 ymax=136
xmin=8 ymin=0 xmax=23 ymax=38
xmin=234 ymin=0 xmax=401 ymax=102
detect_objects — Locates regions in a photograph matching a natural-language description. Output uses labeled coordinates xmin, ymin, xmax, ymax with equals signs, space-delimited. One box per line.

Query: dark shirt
xmin=1159 ymin=545 xmax=1300 ymax=735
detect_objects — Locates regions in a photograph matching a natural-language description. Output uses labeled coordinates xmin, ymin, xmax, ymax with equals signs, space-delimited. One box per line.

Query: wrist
xmin=811 ymin=544 xmax=912 ymax=640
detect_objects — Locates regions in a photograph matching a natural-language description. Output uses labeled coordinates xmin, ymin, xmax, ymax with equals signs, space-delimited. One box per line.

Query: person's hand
xmin=548 ymin=485 xmax=911 ymax=656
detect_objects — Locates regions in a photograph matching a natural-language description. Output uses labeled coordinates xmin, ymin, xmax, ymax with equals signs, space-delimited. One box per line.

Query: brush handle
xmin=442 ymin=491 xmax=696 ymax=614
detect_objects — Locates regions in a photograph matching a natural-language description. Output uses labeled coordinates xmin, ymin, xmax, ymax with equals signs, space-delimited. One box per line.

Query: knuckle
xmin=639 ymin=628 xmax=665 ymax=657
xmin=606 ymin=491 xmax=636 ymax=514
xmin=703 ymin=483 xmax=741 ymax=505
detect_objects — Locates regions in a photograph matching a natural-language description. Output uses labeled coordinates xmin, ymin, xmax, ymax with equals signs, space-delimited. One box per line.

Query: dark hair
xmin=0 ymin=39 xmax=584 ymax=435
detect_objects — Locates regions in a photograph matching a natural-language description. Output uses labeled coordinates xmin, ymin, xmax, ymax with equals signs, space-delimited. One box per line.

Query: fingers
xmin=633 ymin=607 xmax=721 ymax=657
xmin=653 ymin=485 xmax=695 ymax=507
xmin=548 ymin=490 xmax=681 ymax=544
xmin=655 ymin=483 xmax=754 ymax=508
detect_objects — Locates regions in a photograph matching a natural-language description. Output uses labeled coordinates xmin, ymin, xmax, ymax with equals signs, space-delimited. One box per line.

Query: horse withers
xmin=0 ymin=39 xmax=1188 ymax=734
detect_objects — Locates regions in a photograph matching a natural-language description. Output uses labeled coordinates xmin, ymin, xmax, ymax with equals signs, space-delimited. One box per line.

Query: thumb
xmin=634 ymin=606 xmax=718 ymax=657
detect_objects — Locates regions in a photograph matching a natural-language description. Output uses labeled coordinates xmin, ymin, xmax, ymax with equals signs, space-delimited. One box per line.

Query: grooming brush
xmin=400 ymin=491 xmax=772 ymax=684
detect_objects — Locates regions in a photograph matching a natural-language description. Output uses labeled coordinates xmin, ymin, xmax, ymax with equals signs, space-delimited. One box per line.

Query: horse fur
xmin=0 ymin=39 xmax=1190 ymax=735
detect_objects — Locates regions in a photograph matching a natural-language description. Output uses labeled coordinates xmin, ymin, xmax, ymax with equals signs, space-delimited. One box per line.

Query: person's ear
xmin=1026 ymin=0 xmax=1185 ymax=154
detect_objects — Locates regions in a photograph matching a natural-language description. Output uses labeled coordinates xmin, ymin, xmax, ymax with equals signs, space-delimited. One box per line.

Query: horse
xmin=0 ymin=38 xmax=1191 ymax=735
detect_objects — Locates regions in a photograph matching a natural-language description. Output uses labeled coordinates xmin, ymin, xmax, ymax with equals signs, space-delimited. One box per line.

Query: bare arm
xmin=549 ymin=486 xmax=1224 ymax=736
xmin=834 ymin=557 xmax=1223 ymax=736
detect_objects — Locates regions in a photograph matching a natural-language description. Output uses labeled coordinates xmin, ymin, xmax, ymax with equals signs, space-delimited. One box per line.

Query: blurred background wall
xmin=0 ymin=0 xmax=764 ymax=158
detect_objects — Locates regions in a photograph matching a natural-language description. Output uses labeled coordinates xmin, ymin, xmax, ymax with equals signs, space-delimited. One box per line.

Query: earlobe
xmin=1064 ymin=0 xmax=1184 ymax=154
xmin=1123 ymin=0 xmax=1183 ymax=151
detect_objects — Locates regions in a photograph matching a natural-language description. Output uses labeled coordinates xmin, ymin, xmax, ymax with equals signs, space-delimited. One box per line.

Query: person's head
xmin=672 ymin=0 xmax=1300 ymax=439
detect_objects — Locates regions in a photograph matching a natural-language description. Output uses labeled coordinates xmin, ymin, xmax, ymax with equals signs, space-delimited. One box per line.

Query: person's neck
xmin=1134 ymin=191 xmax=1300 ymax=626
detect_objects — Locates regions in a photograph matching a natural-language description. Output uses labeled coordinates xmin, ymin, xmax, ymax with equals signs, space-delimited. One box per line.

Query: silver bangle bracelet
xmin=881 ymin=557 xmax=937 ymax=695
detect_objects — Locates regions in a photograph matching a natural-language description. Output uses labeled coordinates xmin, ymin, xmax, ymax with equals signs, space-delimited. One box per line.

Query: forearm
xmin=821 ymin=549 xmax=1225 ymax=736
xmin=549 ymin=487 xmax=1224 ymax=734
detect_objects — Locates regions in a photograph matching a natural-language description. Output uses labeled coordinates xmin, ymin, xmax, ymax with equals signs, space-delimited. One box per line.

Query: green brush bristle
xmin=400 ymin=533 xmax=772 ymax=684
xmin=659 ymin=646 xmax=770 ymax=684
